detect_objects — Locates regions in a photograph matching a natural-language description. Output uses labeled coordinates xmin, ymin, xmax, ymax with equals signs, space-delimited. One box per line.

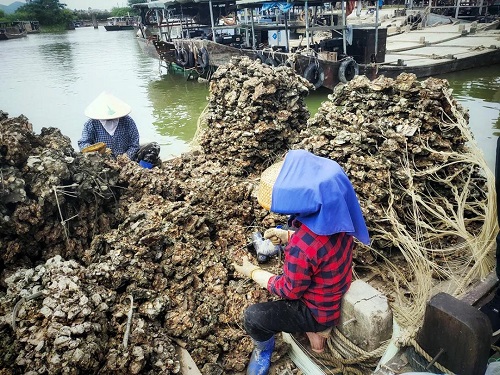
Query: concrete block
xmin=338 ymin=280 xmax=393 ymax=352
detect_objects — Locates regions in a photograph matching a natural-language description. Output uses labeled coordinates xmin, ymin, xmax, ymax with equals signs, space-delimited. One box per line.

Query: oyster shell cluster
xmin=0 ymin=57 xmax=308 ymax=374
xmin=298 ymin=74 xmax=489 ymax=266
xmin=0 ymin=57 xmax=492 ymax=374
xmin=198 ymin=56 xmax=312 ymax=173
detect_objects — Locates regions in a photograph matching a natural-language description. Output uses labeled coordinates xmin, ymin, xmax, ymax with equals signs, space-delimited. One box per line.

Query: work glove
xmin=264 ymin=228 xmax=291 ymax=245
xmin=232 ymin=256 xmax=260 ymax=278
xmin=232 ymin=255 xmax=274 ymax=289
xmin=81 ymin=142 xmax=107 ymax=154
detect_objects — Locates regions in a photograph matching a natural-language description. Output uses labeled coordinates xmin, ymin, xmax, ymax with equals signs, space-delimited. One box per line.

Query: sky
xmin=0 ymin=0 xmax=131 ymax=11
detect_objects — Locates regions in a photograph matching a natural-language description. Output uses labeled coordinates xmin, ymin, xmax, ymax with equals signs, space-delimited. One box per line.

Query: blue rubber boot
xmin=247 ymin=336 xmax=275 ymax=375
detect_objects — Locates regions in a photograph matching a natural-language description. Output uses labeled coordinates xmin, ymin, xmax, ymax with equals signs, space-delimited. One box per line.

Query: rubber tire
xmin=255 ymin=52 xmax=265 ymax=63
xmin=177 ymin=48 xmax=194 ymax=68
xmin=283 ymin=59 xmax=294 ymax=69
xmin=338 ymin=58 xmax=359 ymax=83
xmin=198 ymin=47 xmax=209 ymax=68
xmin=264 ymin=57 xmax=278 ymax=67
xmin=303 ymin=63 xmax=325 ymax=89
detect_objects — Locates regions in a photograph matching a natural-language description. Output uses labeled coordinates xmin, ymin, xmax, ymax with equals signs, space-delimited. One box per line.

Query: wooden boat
xmin=133 ymin=1 xmax=367 ymax=90
xmin=360 ymin=13 xmax=500 ymax=80
xmin=0 ymin=22 xmax=27 ymax=40
xmin=104 ymin=16 xmax=137 ymax=31
xmin=134 ymin=0 xmax=499 ymax=90
xmin=23 ymin=21 xmax=40 ymax=34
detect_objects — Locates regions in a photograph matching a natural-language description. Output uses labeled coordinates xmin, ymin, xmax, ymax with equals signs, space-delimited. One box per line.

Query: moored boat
xmin=0 ymin=22 xmax=28 ymax=40
xmin=360 ymin=13 xmax=500 ymax=80
xmin=134 ymin=0 xmax=499 ymax=90
xmin=104 ymin=16 xmax=138 ymax=31
xmin=134 ymin=0 xmax=365 ymax=90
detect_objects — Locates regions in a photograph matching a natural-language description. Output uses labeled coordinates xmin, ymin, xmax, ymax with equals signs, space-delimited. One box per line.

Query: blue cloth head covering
xmin=270 ymin=150 xmax=370 ymax=244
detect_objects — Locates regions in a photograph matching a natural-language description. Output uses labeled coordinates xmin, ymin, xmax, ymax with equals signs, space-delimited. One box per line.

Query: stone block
xmin=338 ymin=279 xmax=393 ymax=352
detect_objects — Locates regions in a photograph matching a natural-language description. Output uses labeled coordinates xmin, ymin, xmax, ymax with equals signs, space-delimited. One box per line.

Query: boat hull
xmin=163 ymin=39 xmax=345 ymax=90
xmin=136 ymin=37 xmax=160 ymax=59
xmin=104 ymin=25 xmax=134 ymax=31
xmin=362 ymin=48 xmax=500 ymax=80
xmin=0 ymin=31 xmax=27 ymax=40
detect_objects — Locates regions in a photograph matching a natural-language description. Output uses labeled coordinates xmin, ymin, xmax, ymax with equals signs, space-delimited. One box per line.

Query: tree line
xmin=0 ymin=0 xmax=144 ymax=28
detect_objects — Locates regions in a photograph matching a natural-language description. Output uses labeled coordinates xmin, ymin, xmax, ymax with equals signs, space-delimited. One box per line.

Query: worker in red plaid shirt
xmin=233 ymin=150 xmax=370 ymax=375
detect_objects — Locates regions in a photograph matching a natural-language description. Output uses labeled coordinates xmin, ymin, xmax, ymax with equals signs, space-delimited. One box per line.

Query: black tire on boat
xmin=255 ymin=52 xmax=265 ymax=63
xmin=177 ymin=47 xmax=194 ymax=68
xmin=197 ymin=47 xmax=209 ymax=69
xmin=303 ymin=63 xmax=325 ymax=89
xmin=338 ymin=57 xmax=359 ymax=84
xmin=283 ymin=59 xmax=294 ymax=69
xmin=264 ymin=57 xmax=278 ymax=67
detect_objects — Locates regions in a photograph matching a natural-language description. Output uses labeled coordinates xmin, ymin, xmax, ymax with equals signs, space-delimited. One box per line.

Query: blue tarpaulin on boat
xmin=261 ymin=2 xmax=293 ymax=13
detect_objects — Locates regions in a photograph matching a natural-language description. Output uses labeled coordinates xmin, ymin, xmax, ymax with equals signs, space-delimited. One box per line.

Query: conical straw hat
xmin=84 ymin=92 xmax=131 ymax=120
xmin=257 ymin=160 xmax=284 ymax=211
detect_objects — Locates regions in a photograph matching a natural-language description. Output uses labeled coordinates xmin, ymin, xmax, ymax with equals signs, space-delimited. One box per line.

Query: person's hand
xmin=264 ymin=228 xmax=290 ymax=245
xmin=232 ymin=256 xmax=260 ymax=278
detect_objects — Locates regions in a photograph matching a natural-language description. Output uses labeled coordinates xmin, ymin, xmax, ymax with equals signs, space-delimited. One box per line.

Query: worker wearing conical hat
xmin=233 ymin=150 xmax=370 ymax=375
xmin=78 ymin=92 xmax=140 ymax=160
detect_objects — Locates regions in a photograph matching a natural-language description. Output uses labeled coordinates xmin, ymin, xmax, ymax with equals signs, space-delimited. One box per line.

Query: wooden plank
xmin=460 ymin=270 xmax=499 ymax=306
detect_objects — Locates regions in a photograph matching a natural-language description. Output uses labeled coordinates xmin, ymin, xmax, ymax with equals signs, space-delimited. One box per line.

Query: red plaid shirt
xmin=267 ymin=222 xmax=353 ymax=325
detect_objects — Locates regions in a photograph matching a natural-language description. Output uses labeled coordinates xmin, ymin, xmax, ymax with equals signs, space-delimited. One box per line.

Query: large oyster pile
xmin=198 ymin=56 xmax=312 ymax=172
xmin=0 ymin=57 xmax=310 ymax=375
xmin=298 ymin=74 xmax=490 ymax=264
xmin=0 ymin=58 xmax=494 ymax=375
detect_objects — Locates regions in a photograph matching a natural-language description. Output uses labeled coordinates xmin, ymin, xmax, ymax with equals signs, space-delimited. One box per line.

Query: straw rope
xmin=310 ymin=327 xmax=388 ymax=374
xmin=395 ymin=329 xmax=454 ymax=374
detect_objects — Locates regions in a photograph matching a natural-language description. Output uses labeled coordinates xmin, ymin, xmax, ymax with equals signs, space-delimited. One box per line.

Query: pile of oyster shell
xmin=198 ymin=56 xmax=312 ymax=173
xmin=297 ymin=73 xmax=489 ymax=264
xmin=0 ymin=57 xmax=491 ymax=375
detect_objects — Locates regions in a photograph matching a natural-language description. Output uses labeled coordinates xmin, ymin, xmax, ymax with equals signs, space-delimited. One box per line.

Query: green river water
xmin=0 ymin=26 xmax=498 ymax=170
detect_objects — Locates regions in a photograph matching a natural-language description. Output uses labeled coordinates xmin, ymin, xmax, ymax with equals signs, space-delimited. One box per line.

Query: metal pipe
xmin=375 ymin=0 xmax=379 ymax=62
xmin=305 ymin=0 xmax=310 ymax=50
xmin=341 ymin=0 xmax=346 ymax=55
xmin=284 ymin=12 xmax=290 ymax=52
xmin=209 ymin=0 xmax=216 ymax=42
xmin=244 ymin=8 xmax=250 ymax=47
xmin=250 ymin=8 xmax=256 ymax=49
xmin=455 ymin=0 xmax=460 ymax=19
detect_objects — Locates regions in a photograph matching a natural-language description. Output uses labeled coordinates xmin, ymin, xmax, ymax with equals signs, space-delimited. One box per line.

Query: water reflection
xmin=0 ymin=27 xmax=498 ymax=165
xmin=440 ymin=65 xmax=500 ymax=170
xmin=147 ymin=74 xmax=208 ymax=142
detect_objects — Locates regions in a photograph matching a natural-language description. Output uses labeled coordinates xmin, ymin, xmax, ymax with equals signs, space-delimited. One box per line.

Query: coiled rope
xmin=311 ymin=327 xmax=389 ymax=375
xmin=395 ymin=329 xmax=455 ymax=375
